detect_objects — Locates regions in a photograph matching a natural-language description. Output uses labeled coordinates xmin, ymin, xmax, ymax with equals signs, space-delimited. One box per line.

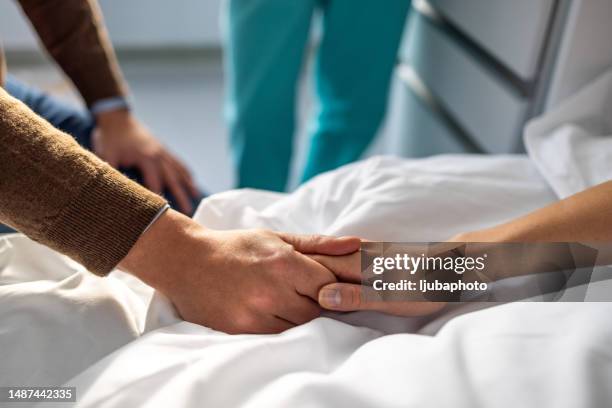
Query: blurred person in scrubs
xmin=224 ymin=0 xmax=411 ymax=191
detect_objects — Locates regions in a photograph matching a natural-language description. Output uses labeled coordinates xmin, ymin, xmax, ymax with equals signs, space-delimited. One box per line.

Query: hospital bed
xmin=3 ymin=1 xmax=612 ymax=406
xmin=2 ymin=67 xmax=612 ymax=407
xmin=390 ymin=0 xmax=612 ymax=157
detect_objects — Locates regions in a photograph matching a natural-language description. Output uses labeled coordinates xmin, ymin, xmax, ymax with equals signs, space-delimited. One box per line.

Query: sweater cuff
xmin=45 ymin=166 xmax=167 ymax=276
xmin=89 ymin=96 xmax=132 ymax=115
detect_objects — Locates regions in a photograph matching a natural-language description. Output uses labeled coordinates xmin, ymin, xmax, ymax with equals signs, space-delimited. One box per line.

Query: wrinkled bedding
xmin=2 ymin=69 xmax=612 ymax=407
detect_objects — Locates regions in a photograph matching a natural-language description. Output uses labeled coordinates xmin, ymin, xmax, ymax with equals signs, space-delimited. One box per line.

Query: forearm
xmin=450 ymin=181 xmax=612 ymax=281
xmin=457 ymin=181 xmax=612 ymax=243
xmin=0 ymin=87 xmax=166 ymax=275
xmin=17 ymin=0 xmax=128 ymax=106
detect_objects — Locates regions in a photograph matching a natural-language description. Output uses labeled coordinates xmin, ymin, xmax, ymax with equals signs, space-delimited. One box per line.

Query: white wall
xmin=0 ymin=0 xmax=223 ymax=50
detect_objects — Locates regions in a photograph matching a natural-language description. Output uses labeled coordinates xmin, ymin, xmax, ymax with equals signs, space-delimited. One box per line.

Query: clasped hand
xmin=120 ymin=210 xmax=443 ymax=334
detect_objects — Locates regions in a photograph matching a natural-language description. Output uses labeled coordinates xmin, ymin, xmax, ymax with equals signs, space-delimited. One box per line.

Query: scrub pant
xmin=224 ymin=0 xmax=410 ymax=192
xmin=0 ymin=76 xmax=201 ymax=234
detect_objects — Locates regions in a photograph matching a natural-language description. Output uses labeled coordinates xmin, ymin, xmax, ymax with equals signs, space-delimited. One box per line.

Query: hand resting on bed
xmin=316 ymin=180 xmax=612 ymax=316
xmin=119 ymin=209 xmax=361 ymax=334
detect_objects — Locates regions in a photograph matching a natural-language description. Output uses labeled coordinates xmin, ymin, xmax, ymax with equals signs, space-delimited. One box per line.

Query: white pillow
xmin=525 ymin=67 xmax=612 ymax=198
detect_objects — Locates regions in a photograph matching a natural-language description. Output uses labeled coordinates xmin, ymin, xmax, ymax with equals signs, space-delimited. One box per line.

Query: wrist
xmin=95 ymin=107 xmax=133 ymax=129
xmin=449 ymin=224 xmax=527 ymax=243
xmin=119 ymin=209 xmax=211 ymax=291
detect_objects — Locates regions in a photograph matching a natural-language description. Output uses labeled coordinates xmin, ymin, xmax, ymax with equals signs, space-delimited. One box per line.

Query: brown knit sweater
xmin=0 ymin=0 xmax=167 ymax=275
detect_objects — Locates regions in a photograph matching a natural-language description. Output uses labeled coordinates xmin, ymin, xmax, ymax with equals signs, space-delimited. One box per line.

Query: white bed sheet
xmin=2 ymin=68 xmax=612 ymax=407
xmin=0 ymin=153 xmax=559 ymax=407
xmin=63 ymin=153 xmax=612 ymax=408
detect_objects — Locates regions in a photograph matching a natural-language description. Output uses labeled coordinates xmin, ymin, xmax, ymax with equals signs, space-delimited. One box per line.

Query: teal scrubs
xmin=224 ymin=0 xmax=411 ymax=191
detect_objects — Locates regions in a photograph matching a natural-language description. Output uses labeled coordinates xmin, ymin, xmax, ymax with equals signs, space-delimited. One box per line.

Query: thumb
xmin=318 ymin=283 xmax=446 ymax=317
xmin=318 ymin=283 xmax=363 ymax=311
xmin=280 ymin=233 xmax=361 ymax=255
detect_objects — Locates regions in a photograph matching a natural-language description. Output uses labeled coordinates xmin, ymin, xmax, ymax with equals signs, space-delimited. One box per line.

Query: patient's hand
xmin=120 ymin=209 xmax=361 ymax=334
xmin=313 ymin=253 xmax=446 ymax=317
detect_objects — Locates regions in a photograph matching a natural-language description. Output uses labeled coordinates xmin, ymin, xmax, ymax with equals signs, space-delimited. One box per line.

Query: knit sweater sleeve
xmin=16 ymin=0 xmax=127 ymax=107
xmin=0 ymin=87 xmax=166 ymax=275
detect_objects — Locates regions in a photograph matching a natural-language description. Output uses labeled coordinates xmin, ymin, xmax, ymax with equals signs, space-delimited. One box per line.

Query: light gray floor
xmin=7 ymin=50 xmax=398 ymax=194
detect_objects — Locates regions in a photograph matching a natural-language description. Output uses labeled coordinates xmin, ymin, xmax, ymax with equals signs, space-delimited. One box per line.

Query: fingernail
xmin=320 ymin=288 xmax=342 ymax=307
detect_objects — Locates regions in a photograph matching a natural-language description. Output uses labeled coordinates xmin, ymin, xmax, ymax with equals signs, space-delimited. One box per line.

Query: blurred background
xmin=1 ymin=0 xmax=611 ymax=194
xmin=0 ymin=0 xmax=404 ymax=194
xmin=0 ymin=0 xmax=231 ymax=192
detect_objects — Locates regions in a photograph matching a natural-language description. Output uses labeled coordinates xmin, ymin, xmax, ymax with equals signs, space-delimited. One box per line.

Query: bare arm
xmin=454 ymin=181 xmax=612 ymax=243
xmin=316 ymin=180 xmax=612 ymax=315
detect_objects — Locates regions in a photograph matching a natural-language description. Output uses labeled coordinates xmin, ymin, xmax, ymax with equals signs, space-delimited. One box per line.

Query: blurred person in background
xmin=224 ymin=0 xmax=410 ymax=191
xmin=3 ymin=0 xmax=201 ymax=216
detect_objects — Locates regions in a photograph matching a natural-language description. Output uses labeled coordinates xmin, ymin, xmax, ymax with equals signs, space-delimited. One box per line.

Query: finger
xmin=139 ymin=159 xmax=163 ymax=194
xmin=318 ymin=283 xmax=446 ymax=317
xmin=161 ymin=158 xmax=193 ymax=214
xmin=276 ymin=293 xmax=321 ymax=325
xmin=279 ymin=233 xmax=361 ymax=256
xmin=168 ymin=155 xmax=199 ymax=197
xmin=291 ymin=253 xmax=337 ymax=301
xmin=308 ymin=253 xmax=361 ymax=283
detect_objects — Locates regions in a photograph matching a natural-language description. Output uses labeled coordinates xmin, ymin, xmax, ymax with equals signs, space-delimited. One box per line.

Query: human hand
xmin=120 ymin=209 xmax=361 ymax=334
xmin=313 ymin=253 xmax=446 ymax=317
xmin=93 ymin=109 xmax=198 ymax=214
